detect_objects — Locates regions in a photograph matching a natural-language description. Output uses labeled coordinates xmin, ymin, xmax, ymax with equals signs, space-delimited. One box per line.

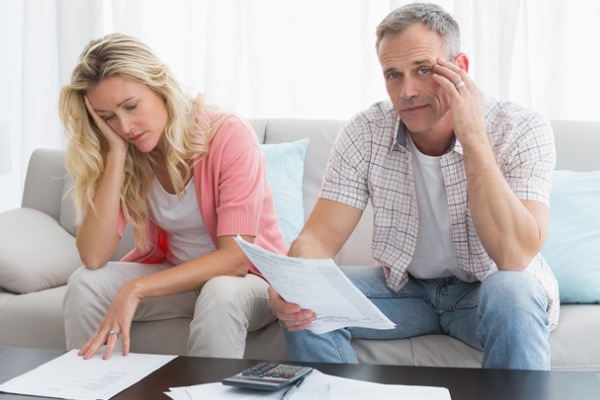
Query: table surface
xmin=1 ymin=347 xmax=600 ymax=400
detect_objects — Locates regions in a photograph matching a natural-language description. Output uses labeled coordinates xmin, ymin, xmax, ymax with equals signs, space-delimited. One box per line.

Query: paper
xmin=0 ymin=349 xmax=176 ymax=400
xmin=235 ymin=236 xmax=395 ymax=334
xmin=165 ymin=370 xmax=450 ymax=400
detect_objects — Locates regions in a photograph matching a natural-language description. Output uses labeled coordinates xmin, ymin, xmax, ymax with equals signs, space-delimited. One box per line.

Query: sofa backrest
xmin=551 ymin=120 xmax=600 ymax=171
xmin=22 ymin=118 xmax=600 ymax=265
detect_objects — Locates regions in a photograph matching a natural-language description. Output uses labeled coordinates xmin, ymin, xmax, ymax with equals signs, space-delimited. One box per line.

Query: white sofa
xmin=1 ymin=118 xmax=599 ymax=371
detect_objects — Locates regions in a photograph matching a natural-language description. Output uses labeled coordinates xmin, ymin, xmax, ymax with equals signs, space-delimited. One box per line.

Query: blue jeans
xmin=282 ymin=267 xmax=551 ymax=370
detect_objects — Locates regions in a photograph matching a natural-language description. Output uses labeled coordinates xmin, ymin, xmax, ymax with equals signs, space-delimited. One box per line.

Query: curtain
xmin=1 ymin=0 xmax=599 ymax=212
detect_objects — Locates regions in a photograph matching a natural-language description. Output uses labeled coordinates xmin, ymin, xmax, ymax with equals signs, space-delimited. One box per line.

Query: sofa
xmin=1 ymin=117 xmax=599 ymax=372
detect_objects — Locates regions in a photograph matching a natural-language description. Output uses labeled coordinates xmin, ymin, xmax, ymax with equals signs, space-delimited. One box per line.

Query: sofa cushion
xmin=261 ymin=139 xmax=309 ymax=245
xmin=0 ymin=208 xmax=82 ymax=293
xmin=542 ymin=170 xmax=600 ymax=303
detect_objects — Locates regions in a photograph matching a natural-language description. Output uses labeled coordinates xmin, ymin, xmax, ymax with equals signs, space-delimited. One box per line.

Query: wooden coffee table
xmin=1 ymin=347 xmax=599 ymax=399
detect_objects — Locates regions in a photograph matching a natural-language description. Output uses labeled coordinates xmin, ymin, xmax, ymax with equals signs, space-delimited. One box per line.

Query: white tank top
xmin=406 ymin=135 xmax=476 ymax=282
xmin=147 ymin=176 xmax=216 ymax=266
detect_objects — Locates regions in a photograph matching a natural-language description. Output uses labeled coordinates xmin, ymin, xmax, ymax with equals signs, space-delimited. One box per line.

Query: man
xmin=268 ymin=3 xmax=558 ymax=370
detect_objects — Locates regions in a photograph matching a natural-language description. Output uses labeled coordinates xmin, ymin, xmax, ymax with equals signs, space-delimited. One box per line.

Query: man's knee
xmin=480 ymin=271 xmax=548 ymax=319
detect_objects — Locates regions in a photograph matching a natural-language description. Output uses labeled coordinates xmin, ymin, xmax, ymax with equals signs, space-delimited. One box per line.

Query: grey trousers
xmin=63 ymin=262 xmax=276 ymax=358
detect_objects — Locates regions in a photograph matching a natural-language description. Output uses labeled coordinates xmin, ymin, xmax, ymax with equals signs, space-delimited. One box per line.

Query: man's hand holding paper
xmin=235 ymin=236 xmax=395 ymax=334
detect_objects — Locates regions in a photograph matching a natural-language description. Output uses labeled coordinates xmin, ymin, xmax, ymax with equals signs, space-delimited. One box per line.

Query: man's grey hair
xmin=376 ymin=3 xmax=461 ymax=58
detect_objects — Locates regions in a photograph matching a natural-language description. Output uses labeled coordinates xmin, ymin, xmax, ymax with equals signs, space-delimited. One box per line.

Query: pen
xmin=281 ymin=377 xmax=305 ymax=400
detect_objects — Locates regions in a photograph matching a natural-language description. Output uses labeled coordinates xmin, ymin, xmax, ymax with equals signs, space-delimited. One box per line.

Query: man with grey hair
xmin=269 ymin=3 xmax=558 ymax=370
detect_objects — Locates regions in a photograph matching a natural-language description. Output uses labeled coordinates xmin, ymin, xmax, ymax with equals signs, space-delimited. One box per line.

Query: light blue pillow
xmin=541 ymin=170 xmax=600 ymax=303
xmin=261 ymin=139 xmax=309 ymax=245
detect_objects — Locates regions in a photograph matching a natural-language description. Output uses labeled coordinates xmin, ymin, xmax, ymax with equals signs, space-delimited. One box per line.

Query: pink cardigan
xmin=117 ymin=115 xmax=288 ymax=276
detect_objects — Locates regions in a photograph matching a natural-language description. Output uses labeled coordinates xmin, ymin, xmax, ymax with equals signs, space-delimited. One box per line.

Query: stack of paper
xmin=165 ymin=370 xmax=452 ymax=400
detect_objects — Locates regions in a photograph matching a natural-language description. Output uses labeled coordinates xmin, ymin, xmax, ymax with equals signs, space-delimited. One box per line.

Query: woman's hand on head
xmin=84 ymin=96 xmax=128 ymax=154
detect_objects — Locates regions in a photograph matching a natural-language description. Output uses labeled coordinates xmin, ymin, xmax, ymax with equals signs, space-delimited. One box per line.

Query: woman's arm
xmin=76 ymin=97 xmax=128 ymax=269
xmin=78 ymin=234 xmax=253 ymax=360
xmin=124 ymin=234 xmax=252 ymax=298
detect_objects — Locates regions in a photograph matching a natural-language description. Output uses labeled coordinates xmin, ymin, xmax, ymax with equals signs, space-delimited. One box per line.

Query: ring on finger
xmin=455 ymin=80 xmax=466 ymax=90
xmin=109 ymin=329 xmax=121 ymax=338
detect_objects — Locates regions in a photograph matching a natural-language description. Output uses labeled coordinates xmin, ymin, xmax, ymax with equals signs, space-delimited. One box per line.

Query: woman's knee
xmin=64 ymin=263 xmax=124 ymax=308
xmin=196 ymin=275 xmax=269 ymax=317
xmin=64 ymin=266 xmax=96 ymax=301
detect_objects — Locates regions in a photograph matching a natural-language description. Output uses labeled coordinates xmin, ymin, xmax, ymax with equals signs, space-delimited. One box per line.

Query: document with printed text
xmin=235 ymin=236 xmax=395 ymax=334
xmin=0 ymin=349 xmax=176 ymax=400
xmin=165 ymin=370 xmax=451 ymax=400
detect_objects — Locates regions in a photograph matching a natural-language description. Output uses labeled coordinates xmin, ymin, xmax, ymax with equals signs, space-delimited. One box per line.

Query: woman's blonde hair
xmin=59 ymin=33 xmax=226 ymax=248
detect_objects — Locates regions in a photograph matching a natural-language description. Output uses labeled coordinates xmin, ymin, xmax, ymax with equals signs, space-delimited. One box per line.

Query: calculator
xmin=221 ymin=361 xmax=314 ymax=391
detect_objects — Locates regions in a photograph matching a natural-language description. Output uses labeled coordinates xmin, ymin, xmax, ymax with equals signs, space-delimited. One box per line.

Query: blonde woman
xmin=60 ymin=33 xmax=286 ymax=360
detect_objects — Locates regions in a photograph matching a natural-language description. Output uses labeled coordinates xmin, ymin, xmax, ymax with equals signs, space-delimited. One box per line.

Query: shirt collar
xmin=393 ymin=117 xmax=464 ymax=157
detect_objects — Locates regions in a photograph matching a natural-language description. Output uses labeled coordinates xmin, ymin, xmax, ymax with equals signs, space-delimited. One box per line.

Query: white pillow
xmin=0 ymin=208 xmax=82 ymax=293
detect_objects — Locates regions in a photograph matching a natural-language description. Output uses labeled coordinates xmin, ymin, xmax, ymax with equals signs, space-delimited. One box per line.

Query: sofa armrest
xmin=21 ymin=149 xmax=67 ymax=221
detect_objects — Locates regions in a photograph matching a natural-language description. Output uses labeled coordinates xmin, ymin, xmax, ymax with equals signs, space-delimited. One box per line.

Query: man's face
xmin=378 ymin=23 xmax=452 ymax=137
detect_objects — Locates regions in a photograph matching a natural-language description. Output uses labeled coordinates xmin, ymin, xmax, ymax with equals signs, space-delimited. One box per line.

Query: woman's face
xmin=86 ymin=75 xmax=169 ymax=154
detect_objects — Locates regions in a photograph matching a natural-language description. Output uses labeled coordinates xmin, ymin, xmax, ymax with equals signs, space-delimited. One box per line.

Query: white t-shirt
xmin=147 ymin=177 xmax=216 ymax=266
xmin=406 ymin=135 xmax=476 ymax=282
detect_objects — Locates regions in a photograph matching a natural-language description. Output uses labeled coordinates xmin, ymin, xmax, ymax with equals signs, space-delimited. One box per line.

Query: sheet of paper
xmin=316 ymin=371 xmax=451 ymax=400
xmin=0 ymin=349 xmax=176 ymax=400
xmin=166 ymin=370 xmax=450 ymax=400
xmin=235 ymin=236 xmax=395 ymax=334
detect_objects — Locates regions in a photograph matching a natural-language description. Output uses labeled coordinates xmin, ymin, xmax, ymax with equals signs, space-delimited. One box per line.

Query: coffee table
xmin=1 ymin=346 xmax=599 ymax=399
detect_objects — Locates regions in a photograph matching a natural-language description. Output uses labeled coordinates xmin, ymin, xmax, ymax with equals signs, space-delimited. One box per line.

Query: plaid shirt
xmin=321 ymin=98 xmax=559 ymax=330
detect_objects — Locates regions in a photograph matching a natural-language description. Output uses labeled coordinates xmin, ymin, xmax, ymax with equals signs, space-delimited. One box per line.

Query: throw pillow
xmin=261 ymin=138 xmax=309 ymax=246
xmin=541 ymin=170 xmax=600 ymax=303
xmin=0 ymin=208 xmax=83 ymax=294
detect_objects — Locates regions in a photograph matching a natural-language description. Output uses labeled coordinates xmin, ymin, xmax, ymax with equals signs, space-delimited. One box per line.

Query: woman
xmin=59 ymin=33 xmax=287 ymax=360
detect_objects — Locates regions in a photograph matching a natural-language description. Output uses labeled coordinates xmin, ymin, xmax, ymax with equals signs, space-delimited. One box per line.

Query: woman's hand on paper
xmin=268 ymin=286 xmax=316 ymax=331
xmin=78 ymin=283 xmax=142 ymax=360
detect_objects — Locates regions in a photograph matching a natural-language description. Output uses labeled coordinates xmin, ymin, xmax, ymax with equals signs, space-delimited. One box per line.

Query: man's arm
xmin=433 ymin=57 xmax=551 ymax=271
xmin=463 ymin=143 xmax=550 ymax=270
xmin=268 ymin=198 xmax=363 ymax=331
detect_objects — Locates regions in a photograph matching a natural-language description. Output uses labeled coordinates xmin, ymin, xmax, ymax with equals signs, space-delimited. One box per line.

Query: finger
xmin=281 ymin=314 xmax=317 ymax=331
xmin=83 ymin=96 xmax=102 ymax=125
xmin=78 ymin=325 xmax=104 ymax=358
xmin=268 ymin=286 xmax=301 ymax=315
xmin=436 ymin=58 xmax=466 ymax=78
xmin=84 ymin=95 xmax=116 ymax=138
xmin=78 ymin=337 xmax=95 ymax=357
xmin=277 ymin=307 xmax=315 ymax=320
xmin=103 ymin=331 xmax=120 ymax=360
xmin=82 ymin=333 xmax=105 ymax=360
xmin=121 ymin=328 xmax=130 ymax=357
xmin=284 ymin=322 xmax=314 ymax=332
xmin=433 ymin=59 xmax=467 ymax=89
xmin=272 ymin=301 xmax=303 ymax=320
xmin=432 ymin=74 xmax=462 ymax=100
